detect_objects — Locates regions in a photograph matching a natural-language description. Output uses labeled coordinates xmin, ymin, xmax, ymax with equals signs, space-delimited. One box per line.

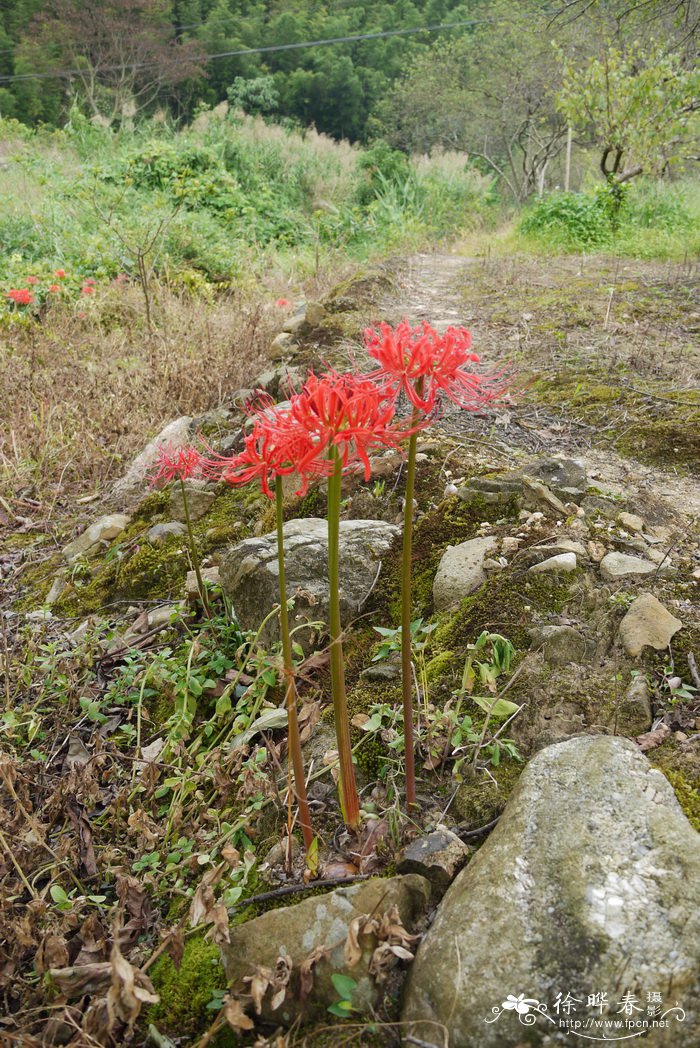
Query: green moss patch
xmin=147 ymin=935 xmax=230 ymax=1042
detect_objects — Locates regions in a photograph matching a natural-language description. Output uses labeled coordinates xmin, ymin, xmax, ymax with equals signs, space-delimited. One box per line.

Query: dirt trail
xmin=374 ymin=250 xmax=700 ymax=524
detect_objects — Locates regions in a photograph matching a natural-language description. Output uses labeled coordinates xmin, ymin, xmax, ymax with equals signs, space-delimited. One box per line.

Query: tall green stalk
xmin=401 ymin=411 xmax=420 ymax=809
xmin=327 ymin=448 xmax=360 ymax=830
xmin=179 ymin=477 xmax=211 ymax=619
xmin=275 ymin=476 xmax=313 ymax=851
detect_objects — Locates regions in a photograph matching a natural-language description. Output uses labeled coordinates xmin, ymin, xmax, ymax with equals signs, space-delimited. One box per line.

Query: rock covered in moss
xmin=403 ymin=735 xmax=700 ymax=1047
xmin=169 ymin=481 xmax=217 ymax=522
xmin=528 ymin=624 xmax=590 ymax=666
xmin=219 ymin=517 xmax=399 ymax=649
xmin=147 ymin=521 xmax=187 ymax=544
xmin=220 ymin=874 xmax=430 ymax=1024
xmin=62 ymin=513 xmax=130 ymax=564
xmin=618 ymin=593 xmax=683 ymax=657
xmin=433 ymin=536 xmax=498 ymax=611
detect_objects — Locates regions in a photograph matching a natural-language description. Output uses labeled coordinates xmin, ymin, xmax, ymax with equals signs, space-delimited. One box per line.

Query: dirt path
xmin=372 ymin=249 xmax=700 ymax=525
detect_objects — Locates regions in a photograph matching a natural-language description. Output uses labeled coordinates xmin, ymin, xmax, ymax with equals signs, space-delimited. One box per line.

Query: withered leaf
xmin=165 ymin=927 xmax=185 ymax=971
xmin=106 ymin=942 xmax=159 ymax=1038
xmin=34 ymin=934 xmax=69 ymax=975
xmin=299 ymin=945 xmax=328 ymax=1002
xmin=49 ymin=962 xmax=113 ymax=999
xmin=223 ymin=995 xmax=255 ymax=1033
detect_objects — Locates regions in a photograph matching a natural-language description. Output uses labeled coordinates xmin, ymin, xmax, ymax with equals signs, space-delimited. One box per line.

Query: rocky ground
xmin=1 ymin=249 xmax=699 ymax=1047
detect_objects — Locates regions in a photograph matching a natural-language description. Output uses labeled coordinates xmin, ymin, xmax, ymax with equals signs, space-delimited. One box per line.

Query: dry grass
xmin=0 ymin=283 xmax=276 ymax=508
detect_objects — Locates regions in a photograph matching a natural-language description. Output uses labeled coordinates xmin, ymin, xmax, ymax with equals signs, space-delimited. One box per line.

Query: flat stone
xmin=528 ymin=552 xmax=577 ymax=574
xmin=45 ymin=575 xmax=68 ymax=605
xmin=220 ymin=518 xmax=399 ymax=651
xmin=147 ymin=521 xmax=187 ymax=544
xmin=397 ymin=829 xmax=471 ymax=897
xmin=433 ymin=537 xmax=498 ymax=611
xmin=528 ymin=625 xmax=589 ymax=666
xmin=403 ymin=735 xmax=700 ymax=1047
xmin=185 ymin=566 xmax=220 ymax=600
xmin=111 ymin=416 xmax=192 ymax=501
xmin=619 ymin=511 xmax=645 ymax=533
xmin=147 ymin=604 xmax=183 ymax=628
xmin=521 ymin=539 xmax=586 ymax=566
xmin=269 ymin=331 xmax=297 ymax=360
xmin=169 ymin=483 xmax=216 ymax=522
xmin=600 ymin=551 xmax=659 ymax=581
xmin=221 ymin=874 xmax=430 ymax=1024
xmin=62 ymin=513 xmax=130 ymax=564
xmin=619 ymin=593 xmax=683 ymax=657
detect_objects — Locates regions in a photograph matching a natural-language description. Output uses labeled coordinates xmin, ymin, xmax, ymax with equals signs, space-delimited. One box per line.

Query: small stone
xmin=111 ymin=416 xmax=192 ymax=501
xmin=646 ymin=547 xmax=672 ymax=566
xmin=528 ymin=552 xmax=577 ymax=574
xmin=521 ymin=539 xmax=586 ymax=566
xmin=269 ymin=331 xmax=297 ymax=359
xmin=500 ymin=537 xmax=521 ymax=555
xmin=360 ymin=659 xmax=401 ymax=682
xmin=528 ymin=625 xmax=589 ymax=666
xmin=147 ymin=521 xmax=187 ymax=544
xmin=147 ymin=604 xmax=183 ymax=628
xmin=587 ymin=540 xmax=607 ymax=562
xmin=169 ymin=483 xmax=216 ymax=523
xmin=62 ymin=513 xmax=130 ymax=564
xmin=45 ymin=575 xmax=68 ymax=605
xmin=185 ymin=566 xmax=220 ymax=599
xmin=694 ymin=567 xmax=700 ymax=581
xmin=26 ymin=609 xmax=52 ymax=622
xmin=618 ymin=593 xmax=683 ymax=657
xmin=615 ymin=675 xmax=652 ymax=735
xmin=600 ymin=551 xmax=659 ymax=581
xmin=619 ymin=511 xmax=644 ymax=533
xmin=397 ymin=828 xmax=471 ymax=897
xmin=433 ymin=537 xmax=498 ymax=611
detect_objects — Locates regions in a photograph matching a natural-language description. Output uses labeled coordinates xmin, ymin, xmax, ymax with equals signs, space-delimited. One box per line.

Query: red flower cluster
xmin=26 ymin=275 xmax=39 ymax=286
xmin=55 ymin=269 xmax=67 ymax=279
xmin=364 ymin=320 xmax=508 ymax=413
xmin=7 ymin=288 xmax=34 ymax=306
xmin=206 ymin=371 xmax=416 ymax=498
xmin=275 ymin=297 xmax=292 ymax=309
xmin=151 ymin=443 xmax=204 ymax=485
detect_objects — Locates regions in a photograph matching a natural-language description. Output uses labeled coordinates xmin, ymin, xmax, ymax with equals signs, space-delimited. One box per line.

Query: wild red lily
xmin=285 ymin=369 xmax=418 ymax=830
xmin=207 ymin=404 xmax=329 ymax=853
xmin=151 ymin=444 xmax=211 ymax=618
xmin=364 ymin=321 xmax=511 ymax=810
xmin=26 ymin=276 xmax=39 ymax=286
xmin=55 ymin=269 xmax=67 ymax=279
xmin=7 ymin=288 xmax=34 ymax=306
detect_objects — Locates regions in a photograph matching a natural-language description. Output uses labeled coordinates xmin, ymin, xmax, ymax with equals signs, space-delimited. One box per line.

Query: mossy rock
xmin=650 ymin=742 xmax=700 ymax=831
xmin=450 ymin=760 xmax=522 ymax=827
xmin=147 ymin=934 xmax=232 ymax=1043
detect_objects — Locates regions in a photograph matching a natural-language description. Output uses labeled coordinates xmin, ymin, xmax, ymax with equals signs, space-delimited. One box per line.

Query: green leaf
xmin=50 ymin=884 xmax=72 ymax=909
xmin=472 ymin=695 xmax=520 ymax=719
xmin=327 ymin=1001 xmax=354 ymax=1017
xmin=330 ymin=973 xmax=357 ymax=999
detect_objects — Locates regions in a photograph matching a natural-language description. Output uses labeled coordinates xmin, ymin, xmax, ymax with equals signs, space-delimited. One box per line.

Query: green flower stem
xmin=276 ymin=476 xmax=313 ymax=851
xmin=327 ymin=448 xmax=360 ymax=830
xmin=179 ymin=477 xmax=211 ymax=619
xmin=401 ymin=413 xmax=420 ymax=810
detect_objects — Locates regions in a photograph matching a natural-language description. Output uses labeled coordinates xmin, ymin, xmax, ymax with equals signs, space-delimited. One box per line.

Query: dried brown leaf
xmin=34 ymin=934 xmax=69 ymax=975
xmin=299 ymin=945 xmax=328 ymax=1002
xmin=106 ymin=942 xmax=159 ymax=1038
xmin=223 ymin=995 xmax=255 ymax=1033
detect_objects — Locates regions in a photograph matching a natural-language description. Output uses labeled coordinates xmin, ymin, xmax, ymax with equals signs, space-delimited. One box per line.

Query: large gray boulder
xmin=220 ymin=517 xmax=399 ymax=648
xmin=403 ymin=735 xmax=700 ymax=1046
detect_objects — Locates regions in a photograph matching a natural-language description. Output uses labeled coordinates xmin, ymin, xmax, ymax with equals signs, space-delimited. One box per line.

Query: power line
xmin=0 ymin=18 xmax=489 ymax=84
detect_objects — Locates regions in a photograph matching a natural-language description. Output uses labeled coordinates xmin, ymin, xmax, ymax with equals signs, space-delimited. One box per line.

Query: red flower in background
xmin=55 ymin=269 xmax=67 ymax=279
xmin=151 ymin=444 xmax=204 ymax=486
xmin=81 ymin=285 xmax=95 ymax=295
xmin=26 ymin=276 xmax=39 ymax=285
xmin=7 ymin=289 xmax=34 ymax=306
xmin=364 ymin=320 xmax=508 ymax=413
xmin=275 ymin=297 xmax=292 ymax=308
xmin=84 ymin=277 xmax=96 ymax=286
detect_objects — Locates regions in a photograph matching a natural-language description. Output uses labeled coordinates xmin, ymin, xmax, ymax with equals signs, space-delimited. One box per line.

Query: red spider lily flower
xmin=48 ymin=284 xmax=60 ymax=293
xmin=55 ymin=269 xmax=67 ymax=279
xmin=275 ymin=297 xmax=292 ymax=308
xmin=81 ymin=285 xmax=95 ymax=295
xmin=7 ymin=288 xmax=34 ymax=306
xmin=26 ymin=275 xmax=39 ymax=285
xmin=84 ymin=277 xmax=96 ymax=286
xmin=150 ymin=444 xmax=205 ymax=486
xmin=287 ymin=370 xmax=418 ymax=480
xmin=364 ymin=320 xmax=508 ymax=414
xmin=208 ymin=405 xmax=333 ymax=499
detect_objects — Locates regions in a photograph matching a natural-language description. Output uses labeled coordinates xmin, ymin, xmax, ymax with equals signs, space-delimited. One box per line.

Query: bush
xmin=520 ymin=190 xmax=612 ymax=248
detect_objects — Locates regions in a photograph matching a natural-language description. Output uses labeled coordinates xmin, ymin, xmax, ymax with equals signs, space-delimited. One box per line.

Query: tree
xmin=20 ymin=0 xmax=206 ymax=125
xmin=372 ymin=2 xmax=570 ymax=201
xmin=557 ymin=42 xmax=700 ymax=187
